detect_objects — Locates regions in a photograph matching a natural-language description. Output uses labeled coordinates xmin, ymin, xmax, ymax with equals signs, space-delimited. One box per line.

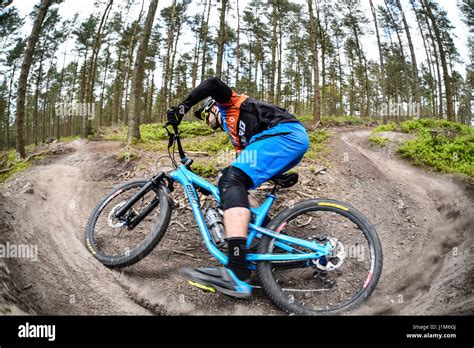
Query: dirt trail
xmin=0 ymin=140 xmax=150 ymax=315
xmin=338 ymin=130 xmax=473 ymax=314
xmin=0 ymin=129 xmax=472 ymax=315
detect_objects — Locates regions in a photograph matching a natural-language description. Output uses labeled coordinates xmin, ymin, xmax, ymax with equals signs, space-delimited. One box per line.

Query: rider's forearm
xmin=180 ymin=76 xmax=233 ymax=110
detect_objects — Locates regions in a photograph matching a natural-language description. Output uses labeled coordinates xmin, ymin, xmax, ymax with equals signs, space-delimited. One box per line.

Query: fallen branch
xmin=0 ymin=152 xmax=45 ymax=174
xmin=296 ymin=190 xmax=313 ymax=199
xmin=170 ymin=249 xmax=202 ymax=260
xmin=170 ymin=220 xmax=188 ymax=231
xmin=187 ymin=151 xmax=209 ymax=156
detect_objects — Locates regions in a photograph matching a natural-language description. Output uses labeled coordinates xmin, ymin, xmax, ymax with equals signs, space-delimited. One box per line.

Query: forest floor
xmin=0 ymin=125 xmax=472 ymax=315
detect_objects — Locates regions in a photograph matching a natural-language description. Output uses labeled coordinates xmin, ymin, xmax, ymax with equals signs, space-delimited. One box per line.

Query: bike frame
xmin=169 ymin=164 xmax=331 ymax=267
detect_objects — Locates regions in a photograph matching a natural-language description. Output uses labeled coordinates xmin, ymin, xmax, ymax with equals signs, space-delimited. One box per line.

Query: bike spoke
xmin=344 ymin=255 xmax=370 ymax=271
xmin=339 ymin=273 xmax=360 ymax=292
xmin=263 ymin=204 xmax=380 ymax=314
xmin=282 ymin=288 xmax=330 ymax=292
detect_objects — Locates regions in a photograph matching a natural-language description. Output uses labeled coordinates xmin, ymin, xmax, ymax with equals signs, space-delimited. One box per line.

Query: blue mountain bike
xmin=85 ymin=124 xmax=383 ymax=315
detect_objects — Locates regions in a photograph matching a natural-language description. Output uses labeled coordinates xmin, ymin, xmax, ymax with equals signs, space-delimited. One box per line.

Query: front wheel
xmin=85 ymin=179 xmax=172 ymax=268
xmin=257 ymin=199 xmax=383 ymax=315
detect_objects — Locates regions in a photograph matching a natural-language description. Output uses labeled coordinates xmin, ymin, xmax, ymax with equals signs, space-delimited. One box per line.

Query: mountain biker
xmin=167 ymin=76 xmax=309 ymax=298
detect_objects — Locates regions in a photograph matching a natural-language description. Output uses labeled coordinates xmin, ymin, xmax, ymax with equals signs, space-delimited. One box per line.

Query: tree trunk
xmin=370 ymin=0 xmax=387 ymax=121
xmin=33 ymin=54 xmax=44 ymax=146
xmin=411 ymin=0 xmax=436 ymax=117
xmin=168 ymin=12 xmax=183 ymax=107
xmin=162 ymin=0 xmax=177 ymax=114
xmin=99 ymin=47 xmax=111 ymax=127
xmin=215 ymin=0 xmax=228 ymax=78
xmin=15 ymin=0 xmax=53 ymax=158
xmin=6 ymin=62 xmax=18 ymax=147
xmin=127 ymin=0 xmax=159 ymax=142
xmin=200 ymin=0 xmax=211 ymax=81
xmin=192 ymin=1 xmax=207 ymax=89
xmin=396 ymin=0 xmax=420 ymax=109
xmin=384 ymin=0 xmax=410 ymax=104
xmin=123 ymin=1 xmax=144 ymax=124
xmin=235 ymin=0 xmax=241 ymax=90
xmin=277 ymin=13 xmax=283 ymax=105
xmin=86 ymin=0 xmax=113 ymax=106
xmin=307 ymin=0 xmax=321 ymax=126
xmin=269 ymin=0 xmax=277 ymax=103
xmin=316 ymin=1 xmax=326 ymax=117
xmin=424 ymin=7 xmax=443 ymax=118
xmin=421 ymin=0 xmax=454 ymax=121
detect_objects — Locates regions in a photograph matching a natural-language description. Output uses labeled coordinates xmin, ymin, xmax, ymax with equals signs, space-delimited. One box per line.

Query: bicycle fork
xmin=114 ymin=172 xmax=173 ymax=229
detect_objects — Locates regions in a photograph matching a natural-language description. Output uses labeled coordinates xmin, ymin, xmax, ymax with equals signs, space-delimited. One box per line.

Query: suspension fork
xmin=114 ymin=172 xmax=174 ymax=228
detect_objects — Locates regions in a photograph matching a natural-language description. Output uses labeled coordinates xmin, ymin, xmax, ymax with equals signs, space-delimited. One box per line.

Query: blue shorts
xmin=232 ymin=122 xmax=309 ymax=190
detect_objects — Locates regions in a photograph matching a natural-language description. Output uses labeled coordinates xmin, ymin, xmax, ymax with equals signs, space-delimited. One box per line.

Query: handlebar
xmin=164 ymin=122 xmax=190 ymax=167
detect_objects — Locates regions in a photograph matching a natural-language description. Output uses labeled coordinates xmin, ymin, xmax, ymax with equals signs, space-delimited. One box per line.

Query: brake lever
xmin=164 ymin=126 xmax=174 ymax=149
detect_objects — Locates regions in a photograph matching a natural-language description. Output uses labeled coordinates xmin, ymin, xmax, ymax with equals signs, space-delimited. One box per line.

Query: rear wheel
xmin=85 ymin=179 xmax=172 ymax=268
xmin=257 ymin=199 xmax=383 ymax=315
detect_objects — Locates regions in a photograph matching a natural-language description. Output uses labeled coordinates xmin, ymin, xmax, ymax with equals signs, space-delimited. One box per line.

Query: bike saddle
xmin=269 ymin=172 xmax=299 ymax=188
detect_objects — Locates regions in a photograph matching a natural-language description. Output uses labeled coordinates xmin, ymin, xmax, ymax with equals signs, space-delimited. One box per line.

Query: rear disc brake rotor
xmin=314 ymin=237 xmax=346 ymax=271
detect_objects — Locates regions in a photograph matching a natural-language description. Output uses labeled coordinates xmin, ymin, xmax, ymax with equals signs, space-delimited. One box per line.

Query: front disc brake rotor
xmin=108 ymin=202 xmax=128 ymax=228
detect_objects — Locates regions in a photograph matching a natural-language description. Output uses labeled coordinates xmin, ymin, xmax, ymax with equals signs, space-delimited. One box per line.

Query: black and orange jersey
xmin=181 ymin=77 xmax=299 ymax=152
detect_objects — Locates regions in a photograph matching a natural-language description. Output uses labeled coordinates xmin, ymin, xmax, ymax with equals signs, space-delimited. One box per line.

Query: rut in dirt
xmin=0 ymin=130 xmax=472 ymax=315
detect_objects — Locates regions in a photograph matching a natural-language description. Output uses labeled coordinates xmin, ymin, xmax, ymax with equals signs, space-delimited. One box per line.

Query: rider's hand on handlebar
xmin=167 ymin=103 xmax=187 ymax=126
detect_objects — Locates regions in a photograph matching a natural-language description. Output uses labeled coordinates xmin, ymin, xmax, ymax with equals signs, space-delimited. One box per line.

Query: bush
xmin=186 ymin=132 xmax=232 ymax=154
xmin=297 ymin=115 xmax=376 ymax=127
xmin=400 ymin=118 xmax=467 ymax=135
xmin=0 ymin=150 xmax=33 ymax=183
xmin=191 ymin=162 xmax=219 ymax=178
xmin=368 ymin=135 xmax=390 ymax=147
xmin=117 ymin=150 xmax=139 ymax=162
xmin=398 ymin=119 xmax=474 ymax=177
xmin=372 ymin=123 xmax=396 ymax=133
xmin=102 ymin=121 xmax=215 ymax=142
xmin=306 ymin=129 xmax=331 ymax=160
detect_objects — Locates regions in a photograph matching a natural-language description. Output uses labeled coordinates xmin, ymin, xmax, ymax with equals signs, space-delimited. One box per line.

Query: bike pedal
xmin=188 ymin=280 xmax=216 ymax=293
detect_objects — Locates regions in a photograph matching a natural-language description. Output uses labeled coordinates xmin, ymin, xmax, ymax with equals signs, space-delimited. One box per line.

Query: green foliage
xmin=100 ymin=120 xmax=232 ymax=155
xmin=306 ymin=129 xmax=331 ymax=160
xmin=102 ymin=121 xmax=214 ymax=142
xmin=400 ymin=118 xmax=468 ymax=135
xmin=178 ymin=121 xmax=215 ymax=137
xmin=185 ymin=132 xmax=232 ymax=154
xmin=0 ymin=150 xmax=33 ymax=183
xmin=297 ymin=115 xmax=313 ymax=123
xmin=117 ymin=149 xmax=138 ymax=162
xmin=103 ymin=126 xmax=127 ymax=141
xmin=191 ymin=162 xmax=219 ymax=178
xmin=322 ymin=116 xmax=375 ymax=126
xmin=297 ymin=115 xmax=376 ymax=127
xmin=368 ymin=135 xmax=390 ymax=147
xmin=372 ymin=123 xmax=396 ymax=133
xmin=308 ymin=129 xmax=330 ymax=143
xmin=58 ymin=135 xmax=80 ymax=143
xmin=398 ymin=119 xmax=474 ymax=177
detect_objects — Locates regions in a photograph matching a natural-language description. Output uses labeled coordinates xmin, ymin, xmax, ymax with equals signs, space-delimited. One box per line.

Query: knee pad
xmin=218 ymin=166 xmax=253 ymax=210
